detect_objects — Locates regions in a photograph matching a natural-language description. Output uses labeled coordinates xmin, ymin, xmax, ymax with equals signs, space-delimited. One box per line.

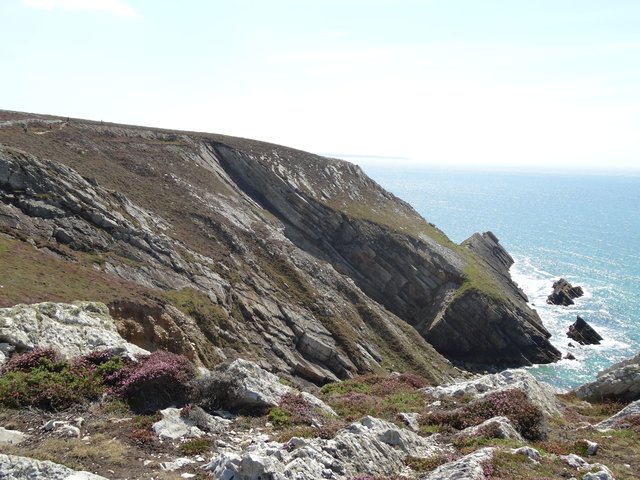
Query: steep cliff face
xmin=0 ymin=110 xmax=559 ymax=381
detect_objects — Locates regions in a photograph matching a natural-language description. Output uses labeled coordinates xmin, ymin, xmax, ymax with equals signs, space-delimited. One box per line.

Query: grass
xmin=178 ymin=438 xmax=213 ymax=455
xmin=0 ymin=235 xmax=152 ymax=307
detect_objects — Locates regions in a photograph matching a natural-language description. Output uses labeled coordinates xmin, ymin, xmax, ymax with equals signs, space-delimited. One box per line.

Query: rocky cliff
xmin=0 ymin=110 xmax=559 ymax=382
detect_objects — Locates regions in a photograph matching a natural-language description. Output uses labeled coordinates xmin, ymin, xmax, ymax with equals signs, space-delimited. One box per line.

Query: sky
xmin=2 ymin=0 xmax=640 ymax=171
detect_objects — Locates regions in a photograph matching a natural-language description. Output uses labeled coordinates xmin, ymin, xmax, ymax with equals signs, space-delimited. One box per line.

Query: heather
xmin=0 ymin=348 xmax=194 ymax=412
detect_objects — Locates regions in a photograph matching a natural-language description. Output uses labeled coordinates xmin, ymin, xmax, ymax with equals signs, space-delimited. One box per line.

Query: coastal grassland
xmin=0 ymin=234 xmax=151 ymax=307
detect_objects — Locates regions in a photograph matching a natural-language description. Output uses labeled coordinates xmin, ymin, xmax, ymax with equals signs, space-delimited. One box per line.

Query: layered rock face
xmin=567 ymin=316 xmax=603 ymax=345
xmin=547 ymin=278 xmax=584 ymax=306
xmin=575 ymin=351 xmax=640 ymax=402
xmin=0 ymin=111 xmax=559 ymax=378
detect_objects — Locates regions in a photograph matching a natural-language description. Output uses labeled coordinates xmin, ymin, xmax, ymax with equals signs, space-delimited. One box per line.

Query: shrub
xmin=188 ymin=370 xmax=238 ymax=412
xmin=421 ymin=389 xmax=547 ymax=441
xmin=0 ymin=349 xmax=103 ymax=410
xmin=1 ymin=347 xmax=59 ymax=373
xmin=108 ymin=350 xmax=195 ymax=412
xmin=179 ymin=438 xmax=213 ymax=455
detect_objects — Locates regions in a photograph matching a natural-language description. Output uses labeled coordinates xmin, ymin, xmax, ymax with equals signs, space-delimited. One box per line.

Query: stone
xmin=160 ymin=457 xmax=197 ymax=471
xmin=0 ymin=427 xmax=29 ymax=445
xmin=583 ymin=440 xmax=599 ymax=455
xmin=424 ymin=369 xmax=561 ymax=417
xmin=457 ymin=416 xmax=524 ymax=442
xmin=582 ymin=467 xmax=614 ymax=480
xmin=563 ymin=454 xmax=590 ymax=469
xmin=0 ymin=453 xmax=108 ymax=479
xmin=566 ymin=352 xmax=577 ymax=360
xmin=511 ymin=446 xmax=541 ymax=462
xmin=567 ymin=317 xmax=603 ymax=346
xmin=152 ymin=407 xmax=230 ymax=440
xmin=398 ymin=412 xmax=421 ymax=432
xmin=419 ymin=447 xmax=494 ymax=480
xmin=595 ymin=399 xmax=640 ymax=431
xmin=221 ymin=359 xmax=336 ymax=415
xmin=547 ymin=278 xmax=584 ymax=306
xmin=0 ymin=302 xmax=148 ymax=365
xmin=205 ymin=415 xmax=449 ymax=479
xmin=575 ymin=352 xmax=640 ymax=403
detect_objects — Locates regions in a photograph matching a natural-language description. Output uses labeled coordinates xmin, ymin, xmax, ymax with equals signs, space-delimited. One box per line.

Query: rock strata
xmin=567 ymin=316 xmax=603 ymax=345
xmin=547 ymin=278 xmax=584 ymax=306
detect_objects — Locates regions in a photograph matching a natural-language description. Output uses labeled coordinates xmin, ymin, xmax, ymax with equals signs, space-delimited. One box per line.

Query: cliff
xmin=0 ymin=110 xmax=560 ymax=382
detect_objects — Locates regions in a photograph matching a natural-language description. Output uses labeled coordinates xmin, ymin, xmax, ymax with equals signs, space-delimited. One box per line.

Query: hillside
xmin=0 ymin=110 xmax=559 ymax=384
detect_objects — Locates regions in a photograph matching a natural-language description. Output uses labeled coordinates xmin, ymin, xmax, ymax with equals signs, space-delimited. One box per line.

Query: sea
xmin=360 ymin=164 xmax=640 ymax=391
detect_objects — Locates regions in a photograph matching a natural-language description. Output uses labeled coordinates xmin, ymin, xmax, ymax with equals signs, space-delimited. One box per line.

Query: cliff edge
xmin=0 ymin=110 xmax=559 ymax=381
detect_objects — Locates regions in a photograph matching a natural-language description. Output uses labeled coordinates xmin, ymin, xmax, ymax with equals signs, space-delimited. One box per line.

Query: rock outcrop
xmin=0 ymin=454 xmax=108 ymax=480
xmin=567 ymin=316 xmax=603 ymax=345
xmin=596 ymin=399 xmax=640 ymax=431
xmin=575 ymin=351 xmax=640 ymax=402
xmin=0 ymin=111 xmax=560 ymax=378
xmin=205 ymin=415 xmax=448 ymax=479
xmin=547 ymin=278 xmax=584 ymax=306
xmin=424 ymin=369 xmax=561 ymax=417
xmin=0 ymin=301 xmax=148 ymax=364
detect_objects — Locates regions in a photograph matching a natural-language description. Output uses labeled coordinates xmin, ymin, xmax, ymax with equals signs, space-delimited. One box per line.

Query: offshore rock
xmin=547 ymin=278 xmax=584 ymax=306
xmin=0 ymin=301 xmax=148 ymax=364
xmin=575 ymin=352 xmax=640 ymax=403
xmin=567 ymin=316 xmax=603 ymax=345
xmin=0 ymin=453 xmax=108 ymax=480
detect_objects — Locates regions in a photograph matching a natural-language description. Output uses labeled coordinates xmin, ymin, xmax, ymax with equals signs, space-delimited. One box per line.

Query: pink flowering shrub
xmin=1 ymin=347 xmax=59 ymax=373
xmin=421 ymin=389 xmax=546 ymax=441
xmin=107 ymin=350 xmax=195 ymax=412
xmin=268 ymin=392 xmax=313 ymax=427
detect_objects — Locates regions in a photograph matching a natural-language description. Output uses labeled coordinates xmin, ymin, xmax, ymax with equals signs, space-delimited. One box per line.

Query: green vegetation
xmin=178 ymin=438 xmax=213 ymax=455
xmin=320 ymin=373 xmax=430 ymax=422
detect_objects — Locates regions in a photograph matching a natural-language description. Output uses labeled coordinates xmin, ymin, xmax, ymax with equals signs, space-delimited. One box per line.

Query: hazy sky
xmin=2 ymin=0 xmax=640 ymax=170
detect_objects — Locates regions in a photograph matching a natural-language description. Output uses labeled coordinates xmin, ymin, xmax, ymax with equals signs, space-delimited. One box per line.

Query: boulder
xmin=221 ymin=359 xmax=336 ymax=415
xmin=567 ymin=317 xmax=603 ymax=345
xmin=0 ymin=453 xmax=108 ymax=480
xmin=0 ymin=427 xmax=29 ymax=446
xmin=419 ymin=447 xmax=494 ymax=480
xmin=423 ymin=369 xmax=561 ymax=417
xmin=456 ymin=416 xmax=523 ymax=442
xmin=575 ymin=352 xmax=640 ymax=403
xmin=205 ymin=415 xmax=449 ymax=479
xmin=510 ymin=446 xmax=541 ymax=462
xmin=0 ymin=302 xmax=148 ymax=365
xmin=547 ymin=278 xmax=584 ymax=306
xmin=595 ymin=399 xmax=640 ymax=431
xmin=152 ymin=407 xmax=230 ymax=440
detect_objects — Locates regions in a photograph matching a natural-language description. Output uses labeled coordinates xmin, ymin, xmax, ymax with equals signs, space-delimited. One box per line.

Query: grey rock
xmin=398 ymin=412 xmax=421 ymax=432
xmin=419 ymin=447 xmax=494 ymax=480
xmin=563 ymin=454 xmax=590 ymax=469
xmin=206 ymin=415 xmax=449 ymax=479
xmin=584 ymin=439 xmax=599 ymax=455
xmin=457 ymin=416 xmax=523 ymax=442
xmin=152 ymin=407 xmax=213 ymax=440
xmin=160 ymin=457 xmax=197 ymax=471
xmin=595 ymin=399 xmax=640 ymax=431
xmin=575 ymin=352 xmax=640 ymax=403
xmin=0 ymin=427 xmax=29 ymax=445
xmin=222 ymin=359 xmax=336 ymax=415
xmin=0 ymin=453 xmax=108 ymax=479
xmin=0 ymin=302 xmax=148 ymax=364
xmin=511 ymin=446 xmax=541 ymax=462
xmin=424 ymin=369 xmax=561 ymax=417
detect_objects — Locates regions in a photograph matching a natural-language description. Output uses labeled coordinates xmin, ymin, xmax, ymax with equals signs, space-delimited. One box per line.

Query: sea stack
xmin=547 ymin=278 xmax=584 ymax=306
xmin=567 ymin=316 xmax=603 ymax=345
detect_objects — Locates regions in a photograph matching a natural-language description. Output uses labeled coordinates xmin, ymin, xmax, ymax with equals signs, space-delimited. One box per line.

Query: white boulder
xmin=0 ymin=302 xmax=147 ymax=364
xmin=0 ymin=454 xmax=108 ymax=480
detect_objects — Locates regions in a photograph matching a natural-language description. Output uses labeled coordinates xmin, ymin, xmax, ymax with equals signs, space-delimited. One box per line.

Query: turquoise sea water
xmin=361 ymin=165 xmax=640 ymax=391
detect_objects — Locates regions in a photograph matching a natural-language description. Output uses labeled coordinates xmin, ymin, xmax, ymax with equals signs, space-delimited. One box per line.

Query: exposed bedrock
xmin=547 ymin=278 xmax=584 ymax=306
xmin=212 ymin=145 xmax=560 ymax=369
